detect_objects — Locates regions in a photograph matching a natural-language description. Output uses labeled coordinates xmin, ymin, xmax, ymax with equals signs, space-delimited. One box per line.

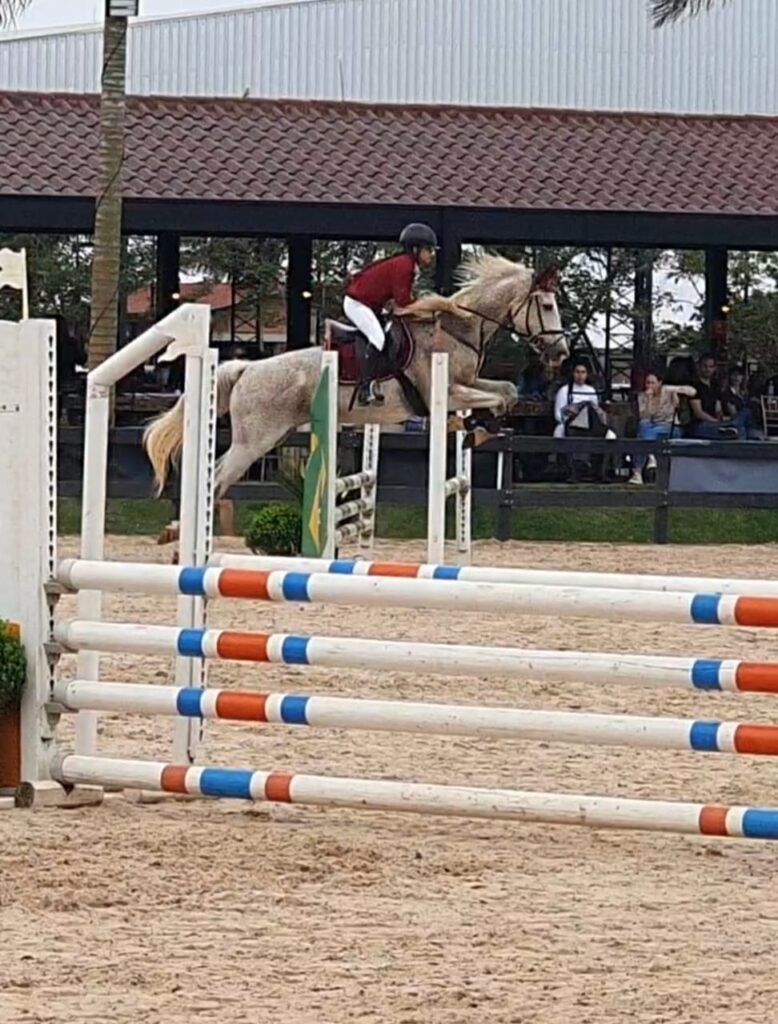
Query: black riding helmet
xmin=399 ymin=223 xmax=439 ymax=251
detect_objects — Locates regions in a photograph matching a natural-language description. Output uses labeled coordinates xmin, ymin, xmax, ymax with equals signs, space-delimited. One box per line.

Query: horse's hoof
xmin=156 ymin=521 xmax=180 ymax=546
xmin=462 ymin=427 xmax=491 ymax=449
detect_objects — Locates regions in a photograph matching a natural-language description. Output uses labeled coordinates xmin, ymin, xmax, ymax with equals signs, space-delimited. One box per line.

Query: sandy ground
xmin=3 ymin=537 xmax=778 ymax=1023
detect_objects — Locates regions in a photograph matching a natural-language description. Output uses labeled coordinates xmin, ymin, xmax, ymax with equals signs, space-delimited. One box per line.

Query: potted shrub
xmin=0 ymin=621 xmax=26 ymax=790
xmin=245 ymin=504 xmax=302 ymax=556
xmin=244 ymin=465 xmax=303 ymax=557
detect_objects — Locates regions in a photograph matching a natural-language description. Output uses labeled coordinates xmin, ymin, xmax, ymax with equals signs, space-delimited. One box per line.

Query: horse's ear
xmin=534 ymin=265 xmax=560 ymax=292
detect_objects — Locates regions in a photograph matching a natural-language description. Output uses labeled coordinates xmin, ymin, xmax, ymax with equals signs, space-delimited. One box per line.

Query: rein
xmin=451 ymin=291 xmax=567 ymax=356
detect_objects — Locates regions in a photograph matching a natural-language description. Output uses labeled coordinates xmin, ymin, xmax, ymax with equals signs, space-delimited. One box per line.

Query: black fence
xmin=57 ymin=426 xmax=778 ymax=544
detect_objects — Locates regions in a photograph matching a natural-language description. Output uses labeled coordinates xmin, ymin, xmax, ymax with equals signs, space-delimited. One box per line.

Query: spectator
xmin=721 ymin=365 xmax=747 ymax=417
xmin=628 ymin=369 xmax=695 ymax=485
xmin=688 ymin=353 xmax=745 ymax=440
xmin=553 ymin=360 xmax=616 ymax=440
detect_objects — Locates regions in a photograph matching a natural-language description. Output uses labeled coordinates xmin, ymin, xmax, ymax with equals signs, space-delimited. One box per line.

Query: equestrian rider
xmin=343 ymin=222 xmax=438 ymax=405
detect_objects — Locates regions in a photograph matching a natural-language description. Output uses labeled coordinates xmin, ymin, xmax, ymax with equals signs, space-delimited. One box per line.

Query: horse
xmin=144 ymin=253 xmax=568 ymax=500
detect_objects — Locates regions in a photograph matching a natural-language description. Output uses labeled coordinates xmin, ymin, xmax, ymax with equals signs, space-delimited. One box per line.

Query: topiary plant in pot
xmin=0 ymin=620 xmax=26 ymax=790
xmin=244 ymin=504 xmax=302 ymax=556
xmin=243 ymin=464 xmax=304 ymax=556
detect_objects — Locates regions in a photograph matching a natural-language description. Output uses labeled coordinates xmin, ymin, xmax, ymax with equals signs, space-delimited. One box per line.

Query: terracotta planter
xmin=0 ymin=708 xmax=21 ymax=790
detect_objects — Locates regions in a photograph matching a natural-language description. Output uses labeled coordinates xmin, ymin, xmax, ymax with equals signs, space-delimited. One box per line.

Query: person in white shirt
xmin=553 ymin=362 xmax=616 ymax=439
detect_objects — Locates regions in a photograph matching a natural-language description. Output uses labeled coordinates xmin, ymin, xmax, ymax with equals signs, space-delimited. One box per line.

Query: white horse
xmin=144 ymin=253 xmax=567 ymax=498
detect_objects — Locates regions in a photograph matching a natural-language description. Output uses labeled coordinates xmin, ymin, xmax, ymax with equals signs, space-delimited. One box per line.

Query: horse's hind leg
xmin=214 ymin=442 xmax=259 ymax=498
xmin=214 ymin=417 xmax=297 ymax=498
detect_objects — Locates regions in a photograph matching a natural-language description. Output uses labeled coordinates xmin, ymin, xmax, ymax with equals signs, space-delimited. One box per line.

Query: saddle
xmin=325 ymin=317 xmax=415 ymax=386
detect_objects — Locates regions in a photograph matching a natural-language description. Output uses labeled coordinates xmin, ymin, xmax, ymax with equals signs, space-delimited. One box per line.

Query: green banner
xmin=301 ymin=363 xmax=332 ymax=556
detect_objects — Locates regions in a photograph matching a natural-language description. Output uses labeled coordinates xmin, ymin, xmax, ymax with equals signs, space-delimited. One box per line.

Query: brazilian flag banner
xmin=301 ymin=362 xmax=332 ymax=556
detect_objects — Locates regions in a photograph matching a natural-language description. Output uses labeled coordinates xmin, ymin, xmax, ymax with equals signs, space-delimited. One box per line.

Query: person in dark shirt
xmin=344 ymin=223 xmax=437 ymax=405
xmin=721 ymin=365 xmax=746 ymax=416
xmin=689 ymin=353 xmax=746 ymax=439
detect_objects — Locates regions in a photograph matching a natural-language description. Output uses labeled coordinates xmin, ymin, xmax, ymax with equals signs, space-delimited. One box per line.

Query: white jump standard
xmin=427 ymin=348 xmax=472 ymax=563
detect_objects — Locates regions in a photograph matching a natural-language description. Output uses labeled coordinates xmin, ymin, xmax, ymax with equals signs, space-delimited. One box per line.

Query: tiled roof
xmin=1 ymin=90 xmax=777 ymax=216
xmin=127 ymin=281 xmax=234 ymax=315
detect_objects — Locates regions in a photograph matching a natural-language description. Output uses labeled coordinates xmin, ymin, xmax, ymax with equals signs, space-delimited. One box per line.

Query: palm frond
xmin=0 ymin=1 xmax=33 ymax=30
xmin=649 ymin=0 xmax=727 ymax=27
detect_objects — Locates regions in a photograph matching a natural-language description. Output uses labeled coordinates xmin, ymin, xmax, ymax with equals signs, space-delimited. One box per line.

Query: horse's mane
xmin=446 ymin=250 xmax=532 ymax=309
xmin=409 ymin=250 xmax=534 ymax=319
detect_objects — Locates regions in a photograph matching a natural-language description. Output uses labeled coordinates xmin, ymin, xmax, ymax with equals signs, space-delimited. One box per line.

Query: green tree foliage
xmin=649 ymin=0 xmax=728 ymax=27
xmin=658 ymin=250 xmax=778 ymax=369
xmin=0 ymin=233 xmax=154 ymax=343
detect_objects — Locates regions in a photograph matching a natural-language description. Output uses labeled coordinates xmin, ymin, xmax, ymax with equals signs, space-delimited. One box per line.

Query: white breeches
xmin=343 ymin=296 xmax=386 ymax=352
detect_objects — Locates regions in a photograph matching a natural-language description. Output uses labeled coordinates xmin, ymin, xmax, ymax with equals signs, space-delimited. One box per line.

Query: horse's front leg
xmin=473 ymin=378 xmax=518 ymax=410
xmin=447 ymin=384 xmax=512 ymax=448
xmin=448 ymin=383 xmax=510 ymax=417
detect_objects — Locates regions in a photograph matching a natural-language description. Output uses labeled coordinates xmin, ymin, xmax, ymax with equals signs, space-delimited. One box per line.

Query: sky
xmin=1 ymin=0 xmax=284 ymax=33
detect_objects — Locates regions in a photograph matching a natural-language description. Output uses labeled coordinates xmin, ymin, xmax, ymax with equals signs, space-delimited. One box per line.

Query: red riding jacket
xmin=345 ymin=253 xmax=416 ymax=313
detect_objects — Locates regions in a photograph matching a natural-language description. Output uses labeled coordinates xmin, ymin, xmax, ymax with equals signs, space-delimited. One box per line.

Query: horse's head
xmin=510 ymin=265 xmax=569 ymax=365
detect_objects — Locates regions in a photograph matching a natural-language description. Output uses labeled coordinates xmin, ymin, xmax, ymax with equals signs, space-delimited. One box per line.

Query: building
xmin=0 ymin=0 xmax=773 ymax=361
xmin=126 ymin=280 xmax=287 ymax=352
xmin=0 ymin=0 xmax=776 ymax=115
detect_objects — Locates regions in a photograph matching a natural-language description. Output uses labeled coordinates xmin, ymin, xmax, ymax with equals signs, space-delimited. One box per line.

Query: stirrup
xmin=357 ymin=381 xmax=378 ymax=406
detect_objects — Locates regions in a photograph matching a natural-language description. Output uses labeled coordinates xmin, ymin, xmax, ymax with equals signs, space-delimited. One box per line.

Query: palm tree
xmin=0 ymin=1 xmax=131 ymax=368
xmin=650 ymin=0 xmax=730 ymax=26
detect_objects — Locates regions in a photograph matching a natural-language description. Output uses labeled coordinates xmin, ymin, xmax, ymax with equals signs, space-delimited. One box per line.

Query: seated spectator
xmin=723 ymin=365 xmax=746 ymax=415
xmin=553 ymin=360 xmax=616 ymax=440
xmin=628 ymin=369 xmax=696 ymax=485
xmin=687 ymin=353 xmax=746 ymax=440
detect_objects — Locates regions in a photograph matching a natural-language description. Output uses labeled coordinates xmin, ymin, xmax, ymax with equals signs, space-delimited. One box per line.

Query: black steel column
xmin=632 ymin=249 xmax=654 ymax=388
xmin=435 ymin=229 xmax=461 ymax=295
xmin=286 ymin=236 xmax=313 ymax=349
xmin=704 ymin=247 xmax=729 ymax=356
xmin=155 ymin=231 xmax=180 ymax=319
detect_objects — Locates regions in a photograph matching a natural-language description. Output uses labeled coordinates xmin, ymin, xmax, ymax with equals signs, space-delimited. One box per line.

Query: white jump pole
xmin=211 ymin=553 xmax=778 ymax=600
xmin=51 ymin=754 xmax=778 ymax=840
xmin=54 ymin=561 xmax=778 ymax=629
xmin=51 ymin=679 xmax=778 ymax=758
xmin=51 ymin=620 xmax=778 ymax=694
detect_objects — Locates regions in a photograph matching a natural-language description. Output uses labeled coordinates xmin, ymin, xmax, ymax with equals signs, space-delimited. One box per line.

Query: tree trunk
xmin=87 ymin=15 xmax=128 ymax=369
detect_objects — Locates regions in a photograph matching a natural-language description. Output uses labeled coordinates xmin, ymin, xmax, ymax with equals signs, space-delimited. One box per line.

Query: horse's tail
xmin=144 ymin=359 xmax=250 ymax=496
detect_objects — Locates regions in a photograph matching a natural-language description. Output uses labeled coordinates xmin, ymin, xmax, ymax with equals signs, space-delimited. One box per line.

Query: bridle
xmin=452 ymin=289 xmax=568 ymax=358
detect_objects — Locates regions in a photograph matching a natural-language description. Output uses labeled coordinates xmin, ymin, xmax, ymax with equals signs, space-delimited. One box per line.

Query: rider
xmin=343 ymin=222 xmax=438 ymax=405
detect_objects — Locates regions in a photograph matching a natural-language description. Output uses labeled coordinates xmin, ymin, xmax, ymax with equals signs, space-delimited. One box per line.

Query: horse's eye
xmin=542 ymin=303 xmax=554 ymax=312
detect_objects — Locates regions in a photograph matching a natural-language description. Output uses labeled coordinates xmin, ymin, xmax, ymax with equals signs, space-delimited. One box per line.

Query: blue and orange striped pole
xmin=53 ymin=620 xmax=778 ymax=694
xmin=52 ymin=679 xmax=778 ymax=757
xmin=56 ymin=560 xmax=778 ymax=629
xmin=52 ymin=753 xmax=778 ymax=841
xmin=213 ymin=552 xmax=778 ymax=599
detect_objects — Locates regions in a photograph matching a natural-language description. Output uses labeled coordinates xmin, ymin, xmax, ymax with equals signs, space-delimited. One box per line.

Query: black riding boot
xmin=357 ymin=342 xmax=384 ymax=406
